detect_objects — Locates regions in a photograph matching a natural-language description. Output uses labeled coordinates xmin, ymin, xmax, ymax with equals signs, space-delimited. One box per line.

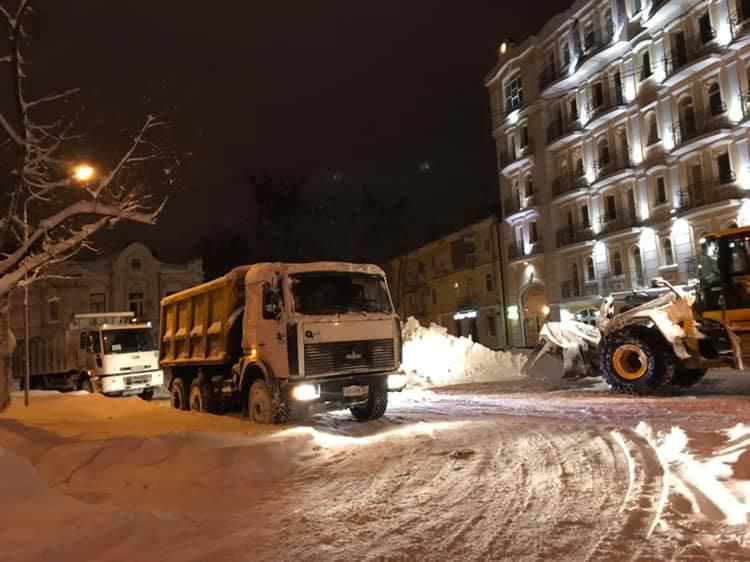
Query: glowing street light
xmin=72 ymin=163 xmax=96 ymax=184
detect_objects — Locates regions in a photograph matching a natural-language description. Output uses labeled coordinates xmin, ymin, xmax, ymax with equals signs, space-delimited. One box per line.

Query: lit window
xmin=655 ymin=177 xmax=667 ymax=205
xmin=504 ymin=73 xmax=524 ymax=111
xmin=640 ymin=50 xmax=652 ymax=80
xmin=612 ymin=251 xmax=623 ymax=276
xmin=586 ymin=256 xmax=596 ymax=280
xmin=662 ymin=237 xmax=675 ymax=266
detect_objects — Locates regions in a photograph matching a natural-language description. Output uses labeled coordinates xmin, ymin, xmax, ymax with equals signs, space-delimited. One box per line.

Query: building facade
xmin=386 ymin=217 xmax=508 ymax=349
xmin=486 ymin=0 xmax=750 ymax=346
xmin=9 ymin=243 xmax=203 ymax=376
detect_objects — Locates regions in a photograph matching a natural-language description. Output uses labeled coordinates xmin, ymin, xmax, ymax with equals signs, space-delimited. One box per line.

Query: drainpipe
xmin=492 ymin=216 xmax=511 ymax=349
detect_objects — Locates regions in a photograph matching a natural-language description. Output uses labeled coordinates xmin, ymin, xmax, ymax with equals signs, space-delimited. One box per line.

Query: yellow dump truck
xmin=160 ymin=262 xmax=404 ymax=423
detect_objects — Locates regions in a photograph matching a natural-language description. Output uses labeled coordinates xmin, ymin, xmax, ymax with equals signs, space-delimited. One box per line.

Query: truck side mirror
xmin=263 ymin=287 xmax=281 ymax=320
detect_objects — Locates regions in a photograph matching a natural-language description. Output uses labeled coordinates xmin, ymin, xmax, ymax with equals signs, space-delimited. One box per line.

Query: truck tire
xmin=80 ymin=377 xmax=94 ymax=394
xmin=140 ymin=388 xmax=155 ymax=401
xmin=189 ymin=379 xmax=215 ymax=413
xmin=672 ymin=368 xmax=708 ymax=388
xmin=171 ymin=378 xmax=189 ymax=411
xmin=248 ymin=379 xmax=288 ymax=424
xmin=600 ymin=333 xmax=674 ymax=394
xmin=350 ymin=379 xmax=388 ymax=421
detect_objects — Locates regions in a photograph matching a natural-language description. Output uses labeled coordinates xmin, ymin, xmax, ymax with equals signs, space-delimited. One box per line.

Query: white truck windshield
xmin=291 ymin=272 xmax=393 ymax=315
xmin=102 ymin=329 xmax=155 ymax=355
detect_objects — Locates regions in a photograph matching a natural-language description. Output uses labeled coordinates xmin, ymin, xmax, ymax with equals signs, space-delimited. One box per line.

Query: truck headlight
xmin=291 ymin=384 xmax=320 ymax=402
xmin=387 ymin=374 xmax=407 ymax=391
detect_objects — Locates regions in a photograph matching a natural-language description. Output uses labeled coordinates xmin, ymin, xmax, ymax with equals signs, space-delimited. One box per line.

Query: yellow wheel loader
xmin=525 ymin=226 xmax=750 ymax=394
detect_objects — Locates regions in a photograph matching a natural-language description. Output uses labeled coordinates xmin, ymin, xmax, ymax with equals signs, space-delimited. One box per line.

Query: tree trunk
xmin=0 ymin=297 xmax=11 ymax=412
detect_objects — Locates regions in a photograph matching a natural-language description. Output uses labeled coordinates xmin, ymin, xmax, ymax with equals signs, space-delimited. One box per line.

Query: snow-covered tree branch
xmin=0 ymin=0 xmax=173 ymax=411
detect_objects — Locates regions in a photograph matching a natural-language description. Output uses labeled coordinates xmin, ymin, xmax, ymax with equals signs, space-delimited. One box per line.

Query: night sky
xmin=20 ymin=1 xmax=569 ymax=263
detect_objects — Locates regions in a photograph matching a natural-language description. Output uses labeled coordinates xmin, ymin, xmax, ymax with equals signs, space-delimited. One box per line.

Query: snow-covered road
xmin=2 ymin=372 xmax=750 ymax=561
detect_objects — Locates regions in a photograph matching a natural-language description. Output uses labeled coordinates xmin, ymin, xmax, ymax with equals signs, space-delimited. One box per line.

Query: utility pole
xmin=23 ymin=275 xmax=29 ymax=407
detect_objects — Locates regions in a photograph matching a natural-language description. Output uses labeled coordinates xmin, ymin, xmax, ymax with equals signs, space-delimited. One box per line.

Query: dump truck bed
xmin=160 ymin=267 xmax=249 ymax=367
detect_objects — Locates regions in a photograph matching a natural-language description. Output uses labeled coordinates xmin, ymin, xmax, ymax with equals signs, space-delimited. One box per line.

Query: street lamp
xmin=71 ymin=163 xmax=96 ymax=184
xmin=21 ymin=162 xmax=98 ymax=406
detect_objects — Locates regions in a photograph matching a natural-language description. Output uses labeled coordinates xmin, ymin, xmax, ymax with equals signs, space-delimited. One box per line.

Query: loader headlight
xmin=387 ymin=374 xmax=407 ymax=391
xmin=291 ymin=384 xmax=320 ymax=402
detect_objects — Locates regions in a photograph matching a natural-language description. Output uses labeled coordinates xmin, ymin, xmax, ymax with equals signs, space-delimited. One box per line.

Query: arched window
xmin=708 ymin=82 xmax=724 ymax=116
xmin=680 ymin=96 xmax=696 ymax=138
xmin=662 ymin=237 xmax=675 ymax=266
xmin=526 ymin=174 xmax=534 ymax=196
xmin=586 ymin=256 xmax=596 ymax=281
xmin=646 ymin=112 xmax=659 ymax=145
xmin=612 ymin=251 xmax=623 ymax=276
xmin=572 ymin=263 xmax=580 ymax=292
xmin=640 ymin=50 xmax=652 ymax=80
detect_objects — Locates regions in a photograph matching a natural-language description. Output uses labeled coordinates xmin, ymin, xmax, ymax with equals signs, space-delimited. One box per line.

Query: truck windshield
xmin=291 ymin=272 xmax=393 ymax=315
xmin=102 ymin=329 xmax=155 ymax=355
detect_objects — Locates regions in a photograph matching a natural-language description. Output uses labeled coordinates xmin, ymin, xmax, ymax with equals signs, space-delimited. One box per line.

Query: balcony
xmin=599 ymin=211 xmax=640 ymax=237
xmin=602 ymin=270 xmax=647 ymax=293
xmin=676 ymin=176 xmax=742 ymax=215
xmin=561 ymin=280 xmax=601 ymax=301
xmin=546 ymin=119 xmax=585 ymax=149
xmin=503 ymin=192 xmax=537 ymax=219
xmin=508 ymin=240 xmax=544 ymax=262
xmin=552 ymin=173 xmax=589 ymax=199
xmin=663 ymin=30 xmax=723 ymax=87
xmin=457 ymin=295 xmax=480 ymax=310
xmin=585 ymin=90 xmax=628 ymax=129
xmin=499 ymin=143 xmax=534 ymax=175
xmin=592 ymin=153 xmax=634 ymax=187
xmin=556 ymin=224 xmax=595 ymax=248
xmin=670 ymin=111 xmax=732 ymax=155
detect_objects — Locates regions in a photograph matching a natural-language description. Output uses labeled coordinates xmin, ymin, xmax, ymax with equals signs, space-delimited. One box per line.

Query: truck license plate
xmin=343 ymin=385 xmax=369 ymax=398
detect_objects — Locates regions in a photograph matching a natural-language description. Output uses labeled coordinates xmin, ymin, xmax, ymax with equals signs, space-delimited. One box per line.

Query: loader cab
xmin=697 ymin=226 xmax=750 ymax=326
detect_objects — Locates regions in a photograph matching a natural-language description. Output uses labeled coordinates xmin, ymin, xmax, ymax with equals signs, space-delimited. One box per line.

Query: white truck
xmin=160 ymin=262 xmax=405 ymax=423
xmin=21 ymin=312 xmax=163 ymax=399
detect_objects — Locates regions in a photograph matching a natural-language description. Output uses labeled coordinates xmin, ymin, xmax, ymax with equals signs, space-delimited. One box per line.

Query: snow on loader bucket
xmin=523 ymin=278 xmax=744 ymax=394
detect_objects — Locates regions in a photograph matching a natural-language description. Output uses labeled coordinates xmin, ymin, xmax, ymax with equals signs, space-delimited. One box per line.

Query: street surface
xmin=2 ymin=371 xmax=750 ymax=561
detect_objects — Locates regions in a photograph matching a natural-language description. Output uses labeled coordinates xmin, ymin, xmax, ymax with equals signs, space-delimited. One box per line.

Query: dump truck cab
xmin=160 ymin=262 xmax=404 ymax=423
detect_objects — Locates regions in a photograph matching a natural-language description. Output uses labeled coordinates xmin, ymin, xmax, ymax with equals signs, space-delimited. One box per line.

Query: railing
xmin=664 ymin=29 xmax=721 ymax=80
xmin=599 ymin=211 xmax=640 ymax=236
xmin=561 ymin=280 xmax=582 ymax=300
xmin=586 ymin=89 xmax=625 ymax=123
xmin=552 ymin=173 xmax=589 ymax=197
xmin=602 ymin=270 xmax=647 ymax=293
xmin=671 ymin=110 xmax=731 ymax=149
xmin=556 ymin=224 xmax=595 ymax=248
xmin=539 ymin=23 xmax=613 ymax=90
xmin=508 ymin=240 xmax=544 ymax=261
xmin=457 ymin=295 xmax=479 ymax=310
xmin=503 ymin=194 xmax=522 ymax=217
xmin=547 ymin=119 xmax=585 ymax=145
xmin=499 ymin=143 xmax=533 ymax=170
xmin=676 ymin=176 xmax=741 ymax=212
xmin=593 ymin=153 xmax=632 ymax=182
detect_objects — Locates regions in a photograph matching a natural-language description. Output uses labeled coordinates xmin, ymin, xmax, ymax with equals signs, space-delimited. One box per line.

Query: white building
xmin=486 ymin=0 xmax=750 ymax=346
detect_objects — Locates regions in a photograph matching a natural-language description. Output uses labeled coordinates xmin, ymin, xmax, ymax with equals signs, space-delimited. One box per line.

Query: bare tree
xmin=0 ymin=1 xmax=170 ymax=410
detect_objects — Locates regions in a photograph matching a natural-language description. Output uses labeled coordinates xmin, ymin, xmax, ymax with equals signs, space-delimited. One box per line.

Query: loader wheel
xmin=189 ymin=379 xmax=216 ymax=413
xmin=170 ymin=378 xmax=189 ymax=411
xmin=600 ymin=333 xmax=674 ymax=394
xmin=248 ymin=380 xmax=288 ymax=424
xmin=350 ymin=379 xmax=388 ymax=422
xmin=672 ymin=368 xmax=707 ymax=388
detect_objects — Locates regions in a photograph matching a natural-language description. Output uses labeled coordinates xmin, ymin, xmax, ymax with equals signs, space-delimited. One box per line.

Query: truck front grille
xmin=304 ymin=339 xmax=395 ymax=376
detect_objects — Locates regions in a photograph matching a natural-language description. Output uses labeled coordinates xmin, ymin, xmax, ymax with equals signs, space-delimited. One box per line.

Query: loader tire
xmin=350 ymin=379 xmax=388 ymax=421
xmin=248 ymin=379 xmax=288 ymax=424
xmin=600 ymin=333 xmax=674 ymax=394
xmin=672 ymin=368 xmax=707 ymax=388
xmin=170 ymin=378 xmax=189 ymax=411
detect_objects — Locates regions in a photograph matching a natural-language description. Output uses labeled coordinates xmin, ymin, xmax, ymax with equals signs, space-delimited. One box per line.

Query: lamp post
xmin=22 ymin=163 xmax=97 ymax=407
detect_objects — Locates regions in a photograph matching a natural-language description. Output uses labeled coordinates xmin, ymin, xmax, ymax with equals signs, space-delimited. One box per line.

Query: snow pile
xmin=400 ymin=317 xmax=526 ymax=388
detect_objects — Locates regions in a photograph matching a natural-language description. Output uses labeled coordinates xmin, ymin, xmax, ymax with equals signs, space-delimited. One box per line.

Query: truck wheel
xmin=350 ymin=379 xmax=388 ymax=421
xmin=80 ymin=378 xmax=94 ymax=394
xmin=189 ymin=379 xmax=216 ymax=413
xmin=171 ymin=378 xmax=189 ymax=411
xmin=600 ymin=333 xmax=674 ymax=394
xmin=140 ymin=388 xmax=155 ymax=401
xmin=248 ymin=380 xmax=288 ymax=424
xmin=672 ymin=368 xmax=708 ymax=388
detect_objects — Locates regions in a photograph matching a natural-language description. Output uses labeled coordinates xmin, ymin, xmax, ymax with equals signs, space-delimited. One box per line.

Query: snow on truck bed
xmin=400 ymin=317 xmax=527 ymax=388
